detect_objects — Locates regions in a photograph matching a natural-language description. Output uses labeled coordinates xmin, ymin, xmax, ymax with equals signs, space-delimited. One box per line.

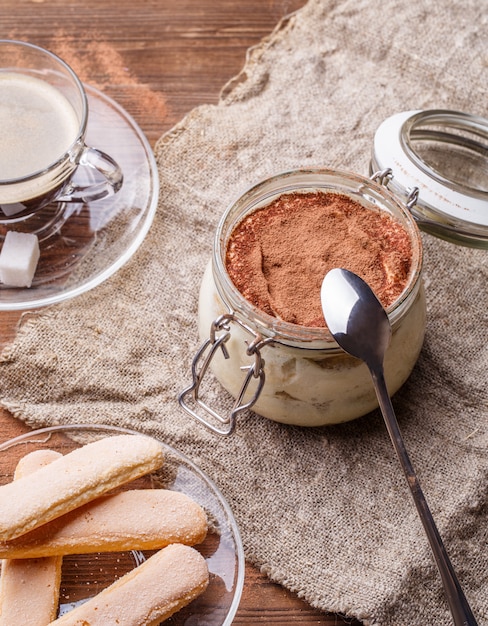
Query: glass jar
xmin=179 ymin=169 xmax=426 ymax=434
xmin=371 ymin=109 xmax=488 ymax=248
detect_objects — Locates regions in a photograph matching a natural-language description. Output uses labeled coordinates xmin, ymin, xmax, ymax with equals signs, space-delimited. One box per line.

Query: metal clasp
xmin=370 ymin=167 xmax=420 ymax=211
xmin=370 ymin=167 xmax=394 ymax=187
xmin=178 ymin=313 xmax=273 ymax=436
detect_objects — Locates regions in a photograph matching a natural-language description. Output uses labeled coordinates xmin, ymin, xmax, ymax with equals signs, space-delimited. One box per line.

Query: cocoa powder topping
xmin=225 ymin=191 xmax=413 ymax=327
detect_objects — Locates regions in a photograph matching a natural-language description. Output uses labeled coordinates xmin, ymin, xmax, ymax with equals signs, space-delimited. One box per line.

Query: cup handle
xmin=57 ymin=146 xmax=123 ymax=203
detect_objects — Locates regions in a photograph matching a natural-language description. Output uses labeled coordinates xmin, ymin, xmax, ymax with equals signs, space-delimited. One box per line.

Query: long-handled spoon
xmin=320 ymin=267 xmax=478 ymax=626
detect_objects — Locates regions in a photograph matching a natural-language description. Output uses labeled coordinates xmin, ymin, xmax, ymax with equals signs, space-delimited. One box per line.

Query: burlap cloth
xmin=1 ymin=0 xmax=487 ymax=623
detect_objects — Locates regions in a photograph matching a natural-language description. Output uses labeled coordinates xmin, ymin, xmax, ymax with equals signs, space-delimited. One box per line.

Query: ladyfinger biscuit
xmin=14 ymin=449 xmax=63 ymax=479
xmin=0 ymin=434 xmax=163 ymax=541
xmin=0 ymin=489 xmax=208 ymax=559
xmin=0 ymin=557 xmax=62 ymax=626
xmin=49 ymin=543 xmax=209 ymax=626
xmin=0 ymin=450 xmax=63 ymax=626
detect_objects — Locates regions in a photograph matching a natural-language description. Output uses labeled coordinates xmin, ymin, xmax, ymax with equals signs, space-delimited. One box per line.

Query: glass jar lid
xmin=371 ymin=109 xmax=488 ymax=248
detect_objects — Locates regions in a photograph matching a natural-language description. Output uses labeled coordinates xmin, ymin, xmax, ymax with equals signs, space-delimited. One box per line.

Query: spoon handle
xmin=371 ymin=366 xmax=478 ymax=626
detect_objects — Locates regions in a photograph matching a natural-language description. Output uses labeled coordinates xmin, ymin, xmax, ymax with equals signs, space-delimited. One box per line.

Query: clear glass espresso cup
xmin=180 ymin=169 xmax=426 ymax=435
xmin=0 ymin=40 xmax=123 ymax=222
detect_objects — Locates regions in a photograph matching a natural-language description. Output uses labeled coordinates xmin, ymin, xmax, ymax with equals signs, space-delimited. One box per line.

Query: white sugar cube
xmin=0 ymin=231 xmax=40 ymax=287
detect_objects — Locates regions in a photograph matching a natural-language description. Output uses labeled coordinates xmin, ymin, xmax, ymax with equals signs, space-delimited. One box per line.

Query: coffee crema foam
xmin=0 ymin=73 xmax=79 ymax=181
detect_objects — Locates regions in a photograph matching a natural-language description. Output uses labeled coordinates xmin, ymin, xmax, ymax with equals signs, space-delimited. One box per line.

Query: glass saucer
xmin=0 ymin=423 xmax=245 ymax=625
xmin=0 ymin=85 xmax=159 ymax=310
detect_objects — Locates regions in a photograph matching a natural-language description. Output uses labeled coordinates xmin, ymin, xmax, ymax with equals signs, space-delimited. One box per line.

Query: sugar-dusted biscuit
xmin=0 ymin=489 xmax=208 ymax=558
xmin=0 ymin=434 xmax=164 ymax=541
xmin=0 ymin=450 xmax=63 ymax=625
xmin=49 ymin=543 xmax=209 ymax=625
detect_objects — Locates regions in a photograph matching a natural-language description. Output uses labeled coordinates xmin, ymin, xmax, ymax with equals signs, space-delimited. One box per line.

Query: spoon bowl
xmin=321 ymin=268 xmax=391 ymax=368
xmin=321 ymin=267 xmax=478 ymax=626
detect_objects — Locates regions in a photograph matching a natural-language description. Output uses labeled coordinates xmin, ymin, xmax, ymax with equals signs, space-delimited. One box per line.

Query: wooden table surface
xmin=0 ymin=2 xmax=362 ymax=624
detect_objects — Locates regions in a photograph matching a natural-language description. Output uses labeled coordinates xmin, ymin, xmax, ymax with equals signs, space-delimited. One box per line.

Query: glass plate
xmin=0 ymin=85 xmax=159 ymax=310
xmin=0 ymin=424 xmax=245 ymax=625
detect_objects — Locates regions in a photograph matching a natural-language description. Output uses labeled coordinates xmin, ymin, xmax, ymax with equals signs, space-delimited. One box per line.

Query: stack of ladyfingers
xmin=0 ymin=434 xmax=210 ymax=626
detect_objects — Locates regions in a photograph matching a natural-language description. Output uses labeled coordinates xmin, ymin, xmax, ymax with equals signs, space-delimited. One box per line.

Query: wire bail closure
xmin=370 ymin=167 xmax=420 ymax=211
xmin=178 ymin=313 xmax=272 ymax=436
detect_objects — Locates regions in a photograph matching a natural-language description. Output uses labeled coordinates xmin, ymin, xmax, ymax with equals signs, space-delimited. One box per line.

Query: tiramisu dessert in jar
xmin=183 ymin=169 xmax=426 ymax=432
